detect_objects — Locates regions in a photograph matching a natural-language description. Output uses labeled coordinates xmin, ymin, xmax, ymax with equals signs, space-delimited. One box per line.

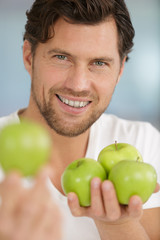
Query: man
xmin=0 ymin=0 xmax=160 ymax=239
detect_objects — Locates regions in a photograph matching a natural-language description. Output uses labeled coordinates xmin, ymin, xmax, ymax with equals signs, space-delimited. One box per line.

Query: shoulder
xmin=96 ymin=113 xmax=158 ymax=133
xmin=91 ymin=113 xmax=160 ymax=164
xmin=94 ymin=113 xmax=159 ymax=142
xmin=0 ymin=111 xmax=20 ymax=131
xmin=0 ymin=111 xmax=20 ymax=182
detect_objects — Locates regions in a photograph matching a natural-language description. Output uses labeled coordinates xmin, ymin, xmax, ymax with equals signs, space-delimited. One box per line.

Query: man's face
xmin=26 ymin=17 xmax=125 ymax=137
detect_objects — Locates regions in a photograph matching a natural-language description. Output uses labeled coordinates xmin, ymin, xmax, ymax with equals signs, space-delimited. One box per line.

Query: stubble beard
xmin=31 ymin=78 xmax=109 ymax=137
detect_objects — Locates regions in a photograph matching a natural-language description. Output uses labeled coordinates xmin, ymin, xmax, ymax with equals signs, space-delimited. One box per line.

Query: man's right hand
xmin=0 ymin=168 xmax=62 ymax=240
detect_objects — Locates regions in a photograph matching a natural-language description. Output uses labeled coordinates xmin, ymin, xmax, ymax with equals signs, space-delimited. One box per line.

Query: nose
xmin=64 ymin=64 xmax=91 ymax=92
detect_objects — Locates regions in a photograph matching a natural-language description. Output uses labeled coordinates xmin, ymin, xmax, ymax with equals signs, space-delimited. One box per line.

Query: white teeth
xmin=65 ymin=99 xmax=69 ymax=105
xmin=58 ymin=95 xmax=89 ymax=108
xmin=74 ymin=101 xmax=80 ymax=108
xmin=80 ymin=102 xmax=84 ymax=107
xmin=68 ymin=100 xmax=74 ymax=107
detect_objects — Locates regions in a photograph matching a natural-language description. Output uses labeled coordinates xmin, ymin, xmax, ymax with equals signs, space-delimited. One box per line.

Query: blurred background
xmin=0 ymin=0 xmax=160 ymax=130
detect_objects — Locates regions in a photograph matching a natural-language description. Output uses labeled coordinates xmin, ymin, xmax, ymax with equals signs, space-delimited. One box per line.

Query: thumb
xmin=154 ymin=183 xmax=160 ymax=193
xmin=36 ymin=164 xmax=53 ymax=182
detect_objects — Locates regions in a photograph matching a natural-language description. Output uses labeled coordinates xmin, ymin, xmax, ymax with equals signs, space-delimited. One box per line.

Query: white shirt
xmin=0 ymin=111 xmax=160 ymax=240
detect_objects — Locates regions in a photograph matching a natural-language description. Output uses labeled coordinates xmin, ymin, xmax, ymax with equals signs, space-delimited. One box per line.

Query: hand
xmin=67 ymin=178 xmax=145 ymax=223
xmin=154 ymin=182 xmax=160 ymax=193
xmin=0 ymin=168 xmax=62 ymax=240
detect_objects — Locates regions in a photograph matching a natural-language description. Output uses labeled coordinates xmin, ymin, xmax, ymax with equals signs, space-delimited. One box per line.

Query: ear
xmin=117 ymin=56 xmax=126 ymax=84
xmin=23 ymin=40 xmax=33 ymax=76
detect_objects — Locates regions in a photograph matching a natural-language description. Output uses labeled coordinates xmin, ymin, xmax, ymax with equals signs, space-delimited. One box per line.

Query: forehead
xmin=42 ymin=17 xmax=120 ymax=59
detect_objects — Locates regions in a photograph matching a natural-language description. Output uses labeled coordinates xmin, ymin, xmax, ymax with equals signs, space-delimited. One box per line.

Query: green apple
xmin=0 ymin=120 xmax=51 ymax=177
xmin=108 ymin=160 xmax=157 ymax=204
xmin=61 ymin=158 xmax=107 ymax=207
xmin=98 ymin=142 xmax=143 ymax=174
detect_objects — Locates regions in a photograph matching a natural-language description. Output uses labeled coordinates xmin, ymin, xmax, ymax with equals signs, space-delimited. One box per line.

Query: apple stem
xmin=77 ymin=161 xmax=81 ymax=167
xmin=115 ymin=140 xmax=118 ymax=150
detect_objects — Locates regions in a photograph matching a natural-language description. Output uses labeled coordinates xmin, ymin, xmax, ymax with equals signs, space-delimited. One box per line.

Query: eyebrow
xmin=47 ymin=48 xmax=72 ymax=57
xmin=93 ymin=57 xmax=114 ymax=63
xmin=47 ymin=48 xmax=114 ymax=63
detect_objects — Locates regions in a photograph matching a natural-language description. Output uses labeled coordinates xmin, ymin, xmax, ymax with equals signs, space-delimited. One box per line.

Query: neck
xmin=18 ymin=99 xmax=90 ymax=193
xmin=18 ymin=102 xmax=90 ymax=167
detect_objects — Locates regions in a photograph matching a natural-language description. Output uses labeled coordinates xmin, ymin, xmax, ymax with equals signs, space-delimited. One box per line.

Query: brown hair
xmin=23 ymin=0 xmax=135 ymax=61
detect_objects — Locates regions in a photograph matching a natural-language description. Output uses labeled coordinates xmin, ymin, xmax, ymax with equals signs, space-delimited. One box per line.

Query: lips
xmin=57 ymin=94 xmax=90 ymax=108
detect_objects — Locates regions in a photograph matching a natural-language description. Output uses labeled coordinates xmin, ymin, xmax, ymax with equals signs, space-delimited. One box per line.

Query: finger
xmin=0 ymin=173 xmax=22 ymax=214
xmin=154 ymin=183 xmax=160 ymax=193
xmin=31 ymin=204 xmax=62 ymax=240
xmin=12 ymin=191 xmax=37 ymax=240
xmin=15 ymin=200 xmax=62 ymax=240
xmin=67 ymin=192 xmax=85 ymax=217
xmin=35 ymin=165 xmax=54 ymax=183
xmin=14 ymin=176 xmax=52 ymax=239
xmin=0 ymin=173 xmax=23 ymax=234
xmin=90 ymin=178 xmax=105 ymax=218
xmin=14 ymin=191 xmax=54 ymax=240
xmin=128 ymin=195 xmax=143 ymax=219
xmin=16 ymin=182 xmax=52 ymax=230
xmin=31 ymin=166 xmax=52 ymax=200
xmin=0 ymin=171 xmax=22 ymax=193
xmin=102 ymin=180 xmax=121 ymax=221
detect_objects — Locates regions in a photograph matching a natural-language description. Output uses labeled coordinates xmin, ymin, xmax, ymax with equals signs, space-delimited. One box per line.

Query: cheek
xmin=35 ymin=66 xmax=69 ymax=104
xmin=40 ymin=65 xmax=68 ymax=88
xmin=95 ymin=77 xmax=117 ymax=102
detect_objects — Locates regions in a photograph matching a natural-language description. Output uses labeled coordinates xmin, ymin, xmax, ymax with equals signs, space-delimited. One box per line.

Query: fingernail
xmin=92 ymin=178 xmax=101 ymax=188
xmin=68 ymin=193 xmax=74 ymax=201
xmin=132 ymin=196 xmax=141 ymax=206
xmin=103 ymin=180 xmax=112 ymax=191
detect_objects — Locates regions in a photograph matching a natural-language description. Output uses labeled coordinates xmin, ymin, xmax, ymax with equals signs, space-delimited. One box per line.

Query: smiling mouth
xmin=56 ymin=94 xmax=91 ymax=108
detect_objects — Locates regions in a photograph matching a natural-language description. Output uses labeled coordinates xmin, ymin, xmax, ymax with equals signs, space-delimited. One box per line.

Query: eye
xmin=55 ymin=55 xmax=67 ymax=60
xmin=94 ymin=61 xmax=106 ymax=67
